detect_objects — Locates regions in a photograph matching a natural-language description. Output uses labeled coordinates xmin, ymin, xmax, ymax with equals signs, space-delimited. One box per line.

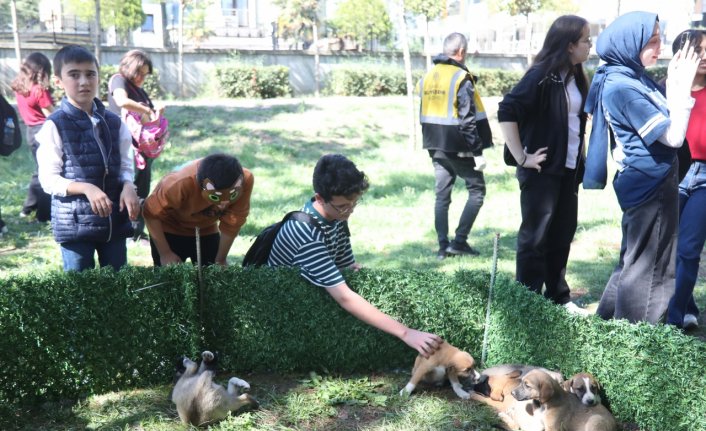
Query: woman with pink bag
xmin=108 ymin=49 xmax=167 ymax=242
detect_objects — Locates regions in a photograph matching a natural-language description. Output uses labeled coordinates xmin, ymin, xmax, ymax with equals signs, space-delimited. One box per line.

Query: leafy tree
xmin=184 ymin=0 xmax=215 ymax=47
xmin=0 ymin=0 xmax=39 ymax=29
xmin=331 ymin=0 xmax=392 ymax=50
xmin=65 ymin=0 xmax=145 ymax=43
xmin=403 ymin=0 xmax=444 ymax=68
xmin=403 ymin=0 xmax=443 ymax=20
xmin=273 ymin=0 xmax=319 ymax=49
xmin=489 ymin=0 xmax=577 ymax=17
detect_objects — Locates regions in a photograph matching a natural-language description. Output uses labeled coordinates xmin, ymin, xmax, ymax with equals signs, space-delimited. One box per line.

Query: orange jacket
xmin=143 ymin=160 xmax=253 ymax=237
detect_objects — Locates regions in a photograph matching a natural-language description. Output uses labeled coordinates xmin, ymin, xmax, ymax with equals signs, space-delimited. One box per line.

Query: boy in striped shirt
xmin=268 ymin=154 xmax=441 ymax=358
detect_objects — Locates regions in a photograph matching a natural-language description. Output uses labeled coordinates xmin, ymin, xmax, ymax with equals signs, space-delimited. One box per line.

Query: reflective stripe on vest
xmin=419 ymin=64 xmax=488 ymax=125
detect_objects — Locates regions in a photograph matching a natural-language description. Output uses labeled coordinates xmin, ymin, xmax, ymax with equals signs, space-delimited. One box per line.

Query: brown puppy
xmin=562 ymin=372 xmax=602 ymax=406
xmin=399 ymin=341 xmax=480 ymax=399
xmin=469 ymin=369 xmax=544 ymax=431
xmin=171 ymin=351 xmax=258 ymax=426
xmin=512 ymin=370 xmax=617 ymax=431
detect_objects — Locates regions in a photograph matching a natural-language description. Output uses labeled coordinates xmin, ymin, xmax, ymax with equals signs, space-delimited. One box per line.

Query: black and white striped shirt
xmin=268 ymin=200 xmax=355 ymax=288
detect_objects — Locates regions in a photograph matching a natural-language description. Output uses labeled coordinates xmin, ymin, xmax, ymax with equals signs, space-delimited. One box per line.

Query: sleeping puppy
xmin=480 ymin=364 xmax=563 ymax=385
xmin=171 ymin=351 xmax=258 ymax=426
xmin=512 ymin=369 xmax=617 ymax=431
xmin=399 ymin=341 xmax=480 ymax=399
xmin=469 ymin=369 xmax=544 ymax=431
xmin=562 ymin=372 xmax=602 ymax=406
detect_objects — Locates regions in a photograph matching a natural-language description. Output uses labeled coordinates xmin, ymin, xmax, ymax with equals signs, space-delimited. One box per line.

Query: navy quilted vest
xmin=50 ymin=97 xmax=133 ymax=243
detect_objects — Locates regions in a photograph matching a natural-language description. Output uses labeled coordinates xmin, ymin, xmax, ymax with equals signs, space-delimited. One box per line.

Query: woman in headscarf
xmin=584 ymin=11 xmax=701 ymax=324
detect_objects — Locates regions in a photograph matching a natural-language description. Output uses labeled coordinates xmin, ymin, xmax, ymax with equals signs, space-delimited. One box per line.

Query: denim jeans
xmin=667 ymin=161 xmax=706 ymax=326
xmin=432 ymin=157 xmax=485 ymax=248
xmin=60 ymin=238 xmax=128 ymax=272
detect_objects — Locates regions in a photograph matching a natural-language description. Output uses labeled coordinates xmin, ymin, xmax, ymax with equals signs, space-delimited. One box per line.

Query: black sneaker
xmin=446 ymin=241 xmax=480 ymax=256
xmin=437 ymin=247 xmax=448 ymax=261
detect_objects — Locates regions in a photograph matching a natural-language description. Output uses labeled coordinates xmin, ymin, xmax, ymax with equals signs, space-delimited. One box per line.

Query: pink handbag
xmin=123 ymin=110 xmax=169 ymax=170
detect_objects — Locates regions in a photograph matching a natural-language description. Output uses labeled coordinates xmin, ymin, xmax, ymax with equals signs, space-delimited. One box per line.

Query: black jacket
xmin=498 ymin=66 xmax=586 ymax=179
xmin=421 ymin=55 xmax=492 ymax=159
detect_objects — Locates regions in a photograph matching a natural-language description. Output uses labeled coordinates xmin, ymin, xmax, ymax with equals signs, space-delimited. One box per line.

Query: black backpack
xmin=0 ymin=94 xmax=22 ymax=157
xmin=242 ymin=211 xmax=321 ymax=267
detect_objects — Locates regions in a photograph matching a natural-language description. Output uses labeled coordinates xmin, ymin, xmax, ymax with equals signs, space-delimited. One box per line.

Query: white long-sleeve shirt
xmin=36 ymin=116 xmax=134 ymax=196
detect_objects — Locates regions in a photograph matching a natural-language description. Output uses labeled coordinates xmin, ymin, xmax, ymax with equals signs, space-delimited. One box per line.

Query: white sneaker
xmin=563 ymin=301 xmax=592 ymax=317
xmin=683 ymin=314 xmax=699 ymax=330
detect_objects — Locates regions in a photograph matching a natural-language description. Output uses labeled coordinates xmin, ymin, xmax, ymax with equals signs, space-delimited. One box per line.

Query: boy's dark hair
xmin=313 ymin=154 xmax=369 ymax=201
xmin=196 ymin=153 xmax=243 ymax=189
xmin=53 ymin=45 xmax=99 ymax=77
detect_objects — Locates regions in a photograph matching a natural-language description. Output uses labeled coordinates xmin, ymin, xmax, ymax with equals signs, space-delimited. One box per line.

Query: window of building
xmin=142 ymin=14 xmax=155 ymax=33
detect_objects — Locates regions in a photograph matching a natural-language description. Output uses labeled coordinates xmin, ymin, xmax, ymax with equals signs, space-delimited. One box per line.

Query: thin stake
xmin=195 ymin=226 xmax=204 ymax=339
xmin=481 ymin=233 xmax=500 ymax=367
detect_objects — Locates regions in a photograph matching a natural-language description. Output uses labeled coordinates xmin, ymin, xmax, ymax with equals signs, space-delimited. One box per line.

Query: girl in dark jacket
xmin=497 ymin=15 xmax=592 ymax=314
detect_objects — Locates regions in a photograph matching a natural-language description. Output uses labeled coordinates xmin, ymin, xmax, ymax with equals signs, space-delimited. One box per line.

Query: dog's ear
xmin=508 ymin=370 xmax=522 ymax=379
xmin=537 ymin=375 xmax=556 ymax=403
xmin=562 ymin=377 xmax=574 ymax=392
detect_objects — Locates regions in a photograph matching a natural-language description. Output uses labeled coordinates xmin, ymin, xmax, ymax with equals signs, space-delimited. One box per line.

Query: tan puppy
xmin=562 ymin=372 xmax=602 ymax=406
xmin=399 ymin=341 xmax=480 ymax=399
xmin=469 ymin=369 xmax=544 ymax=431
xmin=512 ymin=370 xmax=617 ymax=431
xmin=171 ymin=351 xmax=258 ymax=426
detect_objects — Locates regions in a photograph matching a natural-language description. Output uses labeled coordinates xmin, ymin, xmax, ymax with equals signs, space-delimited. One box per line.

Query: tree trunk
xmin=397 ymin=1 xmax=417 ymax=150
xmin=94 ymin=0 xmax=101 ymax=61
xmin=424 ymin=15 xmax=431 ymax=71
xmin=10 ymin=0 xmax=21 ymax=68
xmin=313 ymin=21 xmax=320 ymax=97
xmin=178 ymin=0 xmax=185 ymax=98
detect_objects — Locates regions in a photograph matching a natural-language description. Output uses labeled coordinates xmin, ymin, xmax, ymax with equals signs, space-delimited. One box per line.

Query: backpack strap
xmin=286 ymin=210 xmax=351 ymax=237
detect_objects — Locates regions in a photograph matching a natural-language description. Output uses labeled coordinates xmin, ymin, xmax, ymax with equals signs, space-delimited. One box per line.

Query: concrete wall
xmin=0 ymin=44 xmax=663 ymax=98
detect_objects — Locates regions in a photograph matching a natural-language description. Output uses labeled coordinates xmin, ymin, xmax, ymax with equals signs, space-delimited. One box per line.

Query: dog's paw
xmin=202 ymin=350 xmax=214 ymax=362
xmin=229 ymin=377 xmax=250 ymax=389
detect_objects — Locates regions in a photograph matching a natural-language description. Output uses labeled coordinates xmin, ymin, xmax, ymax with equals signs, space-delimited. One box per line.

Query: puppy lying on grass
xmin=400 ymin=341 xmax=480 ymax=399
xmin=171 ymin=350 xmax=258 ymax=426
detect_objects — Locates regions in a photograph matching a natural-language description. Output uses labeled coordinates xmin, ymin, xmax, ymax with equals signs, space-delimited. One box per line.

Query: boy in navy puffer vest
xmin=36 ymin=45 xmax=140 ymax=272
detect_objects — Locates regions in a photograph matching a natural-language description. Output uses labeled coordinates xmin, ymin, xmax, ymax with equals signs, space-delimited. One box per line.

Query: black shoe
xmin=446 ymin=241 xmax=479 ymax=256
xmin=437 ymin=247 xmax=448 ymax=261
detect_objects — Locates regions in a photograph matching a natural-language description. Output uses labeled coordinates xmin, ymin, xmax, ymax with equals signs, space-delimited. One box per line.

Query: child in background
xmin=11 ymin=52 xmax=54 ymax=222
xmin=35 ymin=45 xmax=140 ymax=271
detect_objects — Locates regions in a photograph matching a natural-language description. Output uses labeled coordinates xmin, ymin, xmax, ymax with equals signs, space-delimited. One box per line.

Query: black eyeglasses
xmin=327 ymin=199 xmax=361 ymax=215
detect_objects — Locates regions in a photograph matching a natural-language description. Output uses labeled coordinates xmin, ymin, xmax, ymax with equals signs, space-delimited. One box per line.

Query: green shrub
xmin=473 ymin=69 xmax=524 ymax=97
xmin=215 ymin=64 xmax=291 ymax=98
xmin=1 ymin=266 xmax=704 ymax=431
xmin=326 ymin=66 xmax=423 ymax=96
xmin=326 ymin=65 xmax=522 ymax=97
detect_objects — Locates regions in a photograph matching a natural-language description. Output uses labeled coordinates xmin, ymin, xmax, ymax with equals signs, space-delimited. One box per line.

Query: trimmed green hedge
xmin=325 ymin=66 xmax=524 ymax=97
xmin=214 ymin=64 xmax=292 ymax=98
xmin=1 ymin=266 xmax=704 ymax=430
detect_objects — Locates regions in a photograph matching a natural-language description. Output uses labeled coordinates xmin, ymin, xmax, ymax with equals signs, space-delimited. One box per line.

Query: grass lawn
xmin=1 ymin=95 xmax=704 ymax=430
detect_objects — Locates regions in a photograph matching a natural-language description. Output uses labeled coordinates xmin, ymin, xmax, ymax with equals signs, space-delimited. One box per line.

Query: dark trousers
xmin=515 ymin=168 xmax=577 ymax=305
xmin=132 ymin=156 xmax=154 ymax=240
xmin=432 ymin=157 xmax=485 ymax=248
xmin=667 ymin=162 xmax=705 ymax=326
xmin=597 ymin=167 xmax=678 ymax=324
xmin=150 ymin=231 xmax=220 ymax=266
xmin=22 ymin=125 xmax=51 ymax=222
